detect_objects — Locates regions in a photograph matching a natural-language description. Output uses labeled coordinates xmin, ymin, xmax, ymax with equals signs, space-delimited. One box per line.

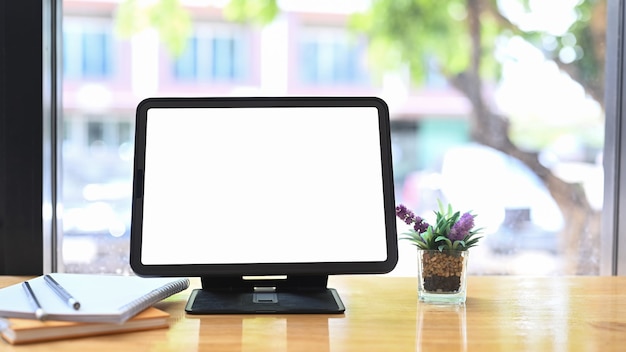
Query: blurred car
xmin=440 ymin=144 xmax=564 ymax=253
xmin=62 ymin=181 xmax=132 ymax=238
xmin=402 ymin=143 xmax=564 ymax=253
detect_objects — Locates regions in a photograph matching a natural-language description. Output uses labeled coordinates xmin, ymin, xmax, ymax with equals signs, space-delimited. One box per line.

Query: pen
xmin=22 ymin=281 xmax=47 ymax=321
xmin=0 ymin=317 xmax=9 ymax=331
xmin=44 ymin=274 xmax=81 ymax=310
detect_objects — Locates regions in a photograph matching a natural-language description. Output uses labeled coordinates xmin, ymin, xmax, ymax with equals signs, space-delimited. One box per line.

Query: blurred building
xmin=61 ymin=0 xmax=471 ymax=238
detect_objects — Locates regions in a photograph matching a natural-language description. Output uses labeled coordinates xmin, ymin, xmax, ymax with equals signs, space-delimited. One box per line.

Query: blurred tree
xmin=116 ymin=0 xmax=606 ymax=273
xmin=350 ymin=0 xmax=606 ymax=274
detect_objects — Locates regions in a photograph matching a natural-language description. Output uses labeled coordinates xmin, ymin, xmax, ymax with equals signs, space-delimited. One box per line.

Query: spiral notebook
xmin=0 ymin=274 xmax=189 ymax=324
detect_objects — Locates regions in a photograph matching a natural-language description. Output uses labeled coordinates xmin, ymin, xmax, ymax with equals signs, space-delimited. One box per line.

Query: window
xmin=173 ymin=23 xmax=249 ymax=82
xmin=86 ymin=121 xmax=105 ymax=147
xmin=62 ymin=114 xmax=134 ymax=273
xmin=0 ymin=0 xmax=626 ymax=273
xmin=118 ymin=121 xmax=132 ymax=147
xmin=63 ymin=17 xmax=114 ymax=79
xmin=298 ymin=27 xmax=368 ymax=85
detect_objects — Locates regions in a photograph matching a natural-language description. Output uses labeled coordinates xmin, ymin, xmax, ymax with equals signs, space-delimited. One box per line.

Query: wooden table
xmin=1 ymin=275 xmax=625 ymax=351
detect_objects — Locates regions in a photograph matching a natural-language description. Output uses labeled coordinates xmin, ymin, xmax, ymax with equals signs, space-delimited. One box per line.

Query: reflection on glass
xmin=416 ymin=303 xmax=467 ymax=352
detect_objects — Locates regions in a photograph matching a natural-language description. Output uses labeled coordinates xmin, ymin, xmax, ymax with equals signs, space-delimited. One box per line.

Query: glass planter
xmin=417 ymin=249 xmax=469 ymax=304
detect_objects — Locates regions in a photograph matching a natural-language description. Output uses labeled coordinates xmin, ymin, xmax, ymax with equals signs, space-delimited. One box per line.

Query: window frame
xmin=602 ymin=0 xmax=626 ymax=275
xmin=0 ymin=0 xmax=61 ymax=274
xmin=0 ymin=0 xmax=622 ymax=275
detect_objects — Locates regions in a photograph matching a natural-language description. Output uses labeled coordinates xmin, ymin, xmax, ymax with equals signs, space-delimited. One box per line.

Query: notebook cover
xmin=1 ymin=307 xmax=169 ymax=345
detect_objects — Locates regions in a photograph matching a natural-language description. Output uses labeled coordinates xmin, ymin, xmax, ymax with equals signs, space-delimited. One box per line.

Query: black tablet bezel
xmin=130 ymin=96 xmax=398 ymax=277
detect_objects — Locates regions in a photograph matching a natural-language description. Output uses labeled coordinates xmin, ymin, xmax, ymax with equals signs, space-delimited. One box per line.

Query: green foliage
xmin=224 ymin=0 xmax=279 ymax=25
xmin=351 ymin=0 xmax=605 ymax=104
xmin=116 ymin=0 xmax=149 ymax=35
xmin=499 ymin=0 xmax=605 ymax=101
xmin=350 ymin=0 xmax=503 ymax=84
xmin=113 ymin=0 xmax=604 ymax=101
xmin=115 ymin=0 xmax=192 ymax=57
xmin=403 ymin=227 xmax=436 ymax=250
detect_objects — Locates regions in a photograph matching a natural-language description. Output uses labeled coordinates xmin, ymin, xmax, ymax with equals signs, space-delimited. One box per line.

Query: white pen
xmin=0 ymin=317 xmax=9 ymax=331
xmin=44 ymin=274 xmax=81 ymax=310
xmin=22 ymin=281 xmax=48 ymax=321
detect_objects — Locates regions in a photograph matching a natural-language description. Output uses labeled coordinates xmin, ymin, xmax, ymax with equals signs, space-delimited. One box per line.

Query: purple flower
xmin=413 ymin=218 xmax=429 ymax=233
xmin=396 ymin=204 xmax=430 ymax=233
xmin=449 ymin=212 xmax=475 ymax=241
xmin=395 ymin=204 xmax=416 ymax=225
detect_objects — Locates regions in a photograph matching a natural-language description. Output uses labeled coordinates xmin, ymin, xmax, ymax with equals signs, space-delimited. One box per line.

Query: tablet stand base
xmin=185 ymin=275 xmax=345 ymax=314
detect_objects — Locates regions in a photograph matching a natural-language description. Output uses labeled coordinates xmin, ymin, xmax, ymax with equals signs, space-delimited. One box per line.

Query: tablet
xmin=130 ymin=96 xmax=397 ymax=313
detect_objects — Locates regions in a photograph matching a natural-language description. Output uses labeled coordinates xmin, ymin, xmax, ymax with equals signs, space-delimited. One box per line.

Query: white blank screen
xmin=140 ymin=106 xmax=389 ymax=265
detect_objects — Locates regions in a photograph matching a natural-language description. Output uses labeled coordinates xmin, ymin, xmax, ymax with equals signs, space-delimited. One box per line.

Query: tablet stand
xmin=185 ymin=275 xmax=345 ymax=314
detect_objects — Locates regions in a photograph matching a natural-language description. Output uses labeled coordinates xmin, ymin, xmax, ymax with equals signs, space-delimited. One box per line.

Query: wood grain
xmin=1 ymin=275 xmax=625 ymax=351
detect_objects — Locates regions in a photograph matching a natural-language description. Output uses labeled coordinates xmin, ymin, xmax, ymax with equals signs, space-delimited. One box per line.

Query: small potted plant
xmin=396 ymin=201 xmax=482 ymax=304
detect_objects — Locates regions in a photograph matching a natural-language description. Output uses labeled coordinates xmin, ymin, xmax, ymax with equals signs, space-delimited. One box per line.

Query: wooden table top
xmin=1 ymin=275 xmax=625 ymax=351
